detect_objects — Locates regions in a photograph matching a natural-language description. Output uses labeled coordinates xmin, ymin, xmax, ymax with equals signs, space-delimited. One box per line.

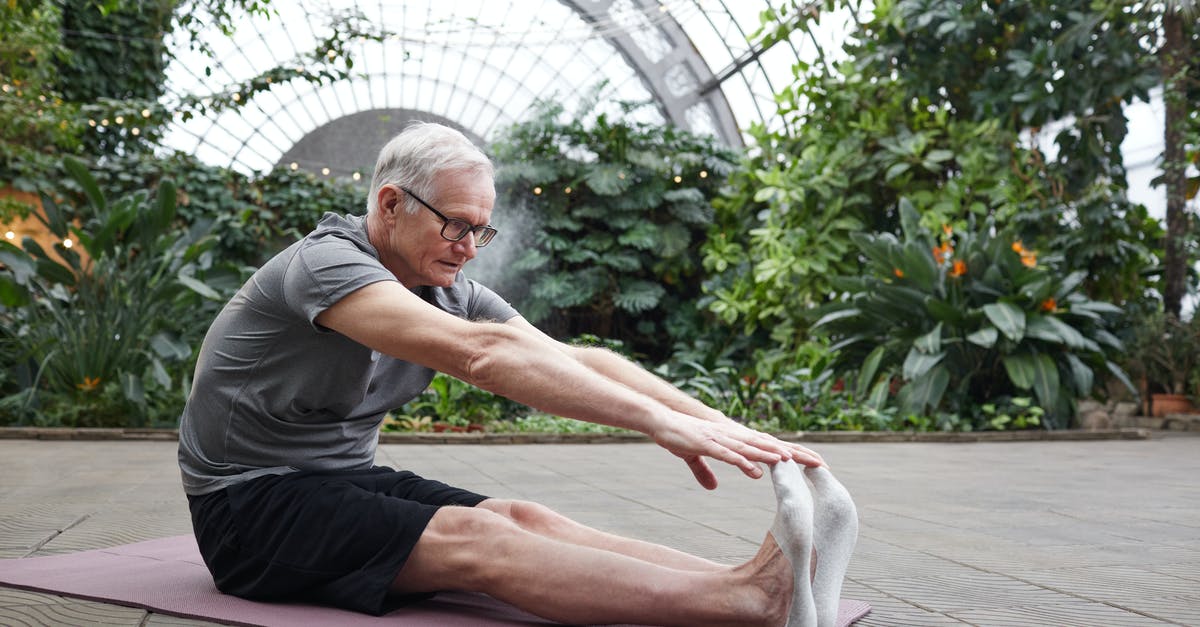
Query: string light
xmin=699 ymin=170 xmax=708 ymax=178
xmin=131 ymin=128 xmax=141 ymax=136
xmin=352 ymin=172 xmax=361 ymax=181
xmin=4 ymin=231 xmax=14 ymax=240
xmin=673 ymin=175 xmax=682 ymax=183
xmin=141 ymin=109 xmax=151 ymax=118
xmin=289 ymin=162 xmax=299 ymax=170
xmin=100 ymin=119 xmax=109 ymax=126
xmin=617 ymin=172 xmax=626 ymax=180
xmin=88 ymin=119 xmax=97 ymax=127
xmin=321 ymin=167 xmax=330 ymax=175
xmin=62 ymin=239 xmax=74 ymax=248
xmin=114 ymin=115 xmax=124 ymax=125
xmin=564 ymin=186 xmax=572 ymax=194
xmin=232 ymin=93 xmax=241 ymax=102
xmin=533 ymin=186 xmax=542 ymax=195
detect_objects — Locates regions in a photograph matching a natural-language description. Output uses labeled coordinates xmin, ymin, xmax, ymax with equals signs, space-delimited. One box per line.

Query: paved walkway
xmin=1 ymin=433 xmax=1198 ymax=626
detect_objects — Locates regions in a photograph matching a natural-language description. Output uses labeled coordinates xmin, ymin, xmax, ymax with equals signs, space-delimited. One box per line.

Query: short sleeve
xmin=282 ymin=238 xmax=397 ymax=328
xmin=465 ymin=278 xmax=519 ymax=322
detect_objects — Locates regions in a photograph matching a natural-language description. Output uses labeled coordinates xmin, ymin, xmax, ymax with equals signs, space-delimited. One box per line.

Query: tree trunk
xmin=1161 ymin=11 xmax=1189 ymax=317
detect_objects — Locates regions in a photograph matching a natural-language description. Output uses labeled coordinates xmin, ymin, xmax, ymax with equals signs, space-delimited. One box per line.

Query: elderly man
xmin=178 ymin=122 xmax=856 ymax=627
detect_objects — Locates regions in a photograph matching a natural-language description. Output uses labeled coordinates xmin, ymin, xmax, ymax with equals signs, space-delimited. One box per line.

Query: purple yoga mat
xmin=0 ymin=535 xmax=870 ymax=626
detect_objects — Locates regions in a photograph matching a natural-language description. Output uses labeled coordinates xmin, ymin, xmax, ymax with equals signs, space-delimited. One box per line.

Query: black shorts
xmin=187 ymin=467 xmax=489 ymax=615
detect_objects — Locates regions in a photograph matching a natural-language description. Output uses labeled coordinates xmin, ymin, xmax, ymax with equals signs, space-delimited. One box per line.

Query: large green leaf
xmin=62 ymin=156 xmax=106 ymax=213
xmin=1030 ymin=353 xmax=1061 ymax=415
xmin=983 ymin=302 xmax=1025 ymax=342
xmin=1003 ymin=353 xmax=1036 ymax=389
xmin=914 ymin=322 xmax=943 ymax=354
xmin=926 ymin=298 xmax=965 ymax=325
xmin=1064 ymin=353 xmax=1094 ymax=395
xmin=898 ymin=364 xmax=949 ymax=414
xmin=617 ymin=222 xmax=660 ymax=250
xmin=584 ymin=164 xmax=632 ymax=196
xmin=903 ymin=347 xmax=944 ymax=381
xmin=1025 ymin=314 xmax=1087 ymax=349
xmin=614 ymin=280 xmax=665 ymax=313
xmin=855 ymin=345 xmax=886 ymax=399
xmin=967 ymin=326 xmax=999 ymax=348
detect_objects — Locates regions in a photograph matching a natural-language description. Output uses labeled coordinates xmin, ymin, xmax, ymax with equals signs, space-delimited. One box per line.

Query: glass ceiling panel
xmin=160 ymin=0 xmax=852 ymax=176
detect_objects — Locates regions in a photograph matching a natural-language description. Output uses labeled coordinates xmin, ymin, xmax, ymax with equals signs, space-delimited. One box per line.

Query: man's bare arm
xmin=315 ymin=282 xmax=821 ymax=485
xmin=504 ymin=316 xmax=825 ymax=470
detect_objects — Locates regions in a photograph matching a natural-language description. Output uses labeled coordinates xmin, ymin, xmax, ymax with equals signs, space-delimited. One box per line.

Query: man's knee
xmin=398 ymin=506 xmax=524 ymax=592
xmin=481 ymin=499 xmax=571 ymax=535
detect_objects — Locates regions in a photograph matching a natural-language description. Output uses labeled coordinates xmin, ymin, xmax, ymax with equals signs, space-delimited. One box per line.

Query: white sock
xmin=805 ymin=466 xmax=859 ymax=627
xmin=769 ymin=459 xmax=816 ymax=627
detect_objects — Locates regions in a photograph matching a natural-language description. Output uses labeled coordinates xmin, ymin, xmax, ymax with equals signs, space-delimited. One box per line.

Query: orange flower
xmin=1012 ymin=240 xmax=1026 ymax=254
xmin=1040 ymin=298 xmax=1057 ymax=312
xmin=949 ymin=259 xmax=967 ymax=277
xmin=942 ymin=223 xmax=953 ymax=237
xmin=76 ymin=376 xmax=101 ymax=391
xmin=1020 ymin=251 xmax=1037 ymax=268
xmin=932 ymin=242 xmax=953 ymax=262
xmin=893 ymin=268 xmax=904 ymax=278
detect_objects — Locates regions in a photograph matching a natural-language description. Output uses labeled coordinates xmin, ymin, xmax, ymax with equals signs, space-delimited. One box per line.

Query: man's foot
xmin=769 ymin=459 xmax=816 ymax=627
xmin=805 ymin=466 xmax=858 ymax=627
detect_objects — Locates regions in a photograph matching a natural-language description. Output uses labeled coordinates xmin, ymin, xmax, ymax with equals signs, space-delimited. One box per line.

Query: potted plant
xmin=1125 ymin=311 xmax=1200 ymax=416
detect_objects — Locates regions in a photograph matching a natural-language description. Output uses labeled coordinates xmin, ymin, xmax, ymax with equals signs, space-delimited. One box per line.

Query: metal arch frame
xmin=559 ymin=0 xmax=744 ymax=147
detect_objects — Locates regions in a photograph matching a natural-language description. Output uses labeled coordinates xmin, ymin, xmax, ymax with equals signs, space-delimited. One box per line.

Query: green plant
xmin=395 ymin=373 xmax=506 ymax=427
xmin=0 ymin=156 xmax=230 ymax=426
xmin=974 ymin=397 xmax=1045 ymax=431
xmin=490 ymin=94 xmax=737 ymax=361
xmin=812 ymin=199 xmax=1132 ymax=428
xmin=1124 ymin=310 xmax=1200 ymax=396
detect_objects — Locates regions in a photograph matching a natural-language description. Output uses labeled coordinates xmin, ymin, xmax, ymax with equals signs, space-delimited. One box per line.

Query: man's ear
xmin=377 ymin=185 xmax=399 ymax=219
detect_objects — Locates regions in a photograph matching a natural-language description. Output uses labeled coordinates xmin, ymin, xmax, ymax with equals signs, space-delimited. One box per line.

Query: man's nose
xmin=453 ymin=232 xmax=478 ymax=258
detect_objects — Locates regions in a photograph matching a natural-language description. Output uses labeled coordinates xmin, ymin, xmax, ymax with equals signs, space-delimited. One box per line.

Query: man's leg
xmin=769 ymin=459 xmax=817 ymax=627
xmin=805 ymin=466 xmax=858 ymax=627
xmin=477 ymin=499 xmax=726 ymax=572
xmin=391 ymin=505 xmax=792 ymax=626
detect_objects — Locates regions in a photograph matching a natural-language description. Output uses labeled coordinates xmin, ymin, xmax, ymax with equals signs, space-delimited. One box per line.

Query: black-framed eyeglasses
xmin=399 ymin=186 xmax=498 ymax=247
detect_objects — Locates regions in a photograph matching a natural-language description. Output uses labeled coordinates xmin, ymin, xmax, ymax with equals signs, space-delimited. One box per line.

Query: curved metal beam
xmin=559 ymin=0 xmax=743 ymax=147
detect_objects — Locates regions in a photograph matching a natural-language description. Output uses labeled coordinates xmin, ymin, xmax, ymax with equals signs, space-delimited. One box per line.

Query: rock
xmin=1077 ymin=408 xmax=1112 ymax=430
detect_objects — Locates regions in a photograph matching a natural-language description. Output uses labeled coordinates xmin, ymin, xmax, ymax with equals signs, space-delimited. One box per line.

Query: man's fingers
xmin=685 ymin=456 xmax=719 ymax=490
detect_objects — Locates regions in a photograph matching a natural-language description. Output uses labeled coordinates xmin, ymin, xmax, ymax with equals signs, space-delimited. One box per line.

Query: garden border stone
xmin=0 ymin=426 xmax=1153 ymax=443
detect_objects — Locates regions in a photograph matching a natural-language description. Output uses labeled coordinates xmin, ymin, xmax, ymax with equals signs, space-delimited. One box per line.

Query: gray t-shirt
xmin=178 ymin=212 xmax=518 ymax=495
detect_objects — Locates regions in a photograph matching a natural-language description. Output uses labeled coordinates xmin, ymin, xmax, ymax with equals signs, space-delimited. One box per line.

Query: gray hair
xmin=366 ymin=122 xmax=494 ymax=215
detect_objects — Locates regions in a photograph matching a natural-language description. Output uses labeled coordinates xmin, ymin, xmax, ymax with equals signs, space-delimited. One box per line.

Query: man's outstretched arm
xmin=316 ymin=281 xmax=821 ymax=486
xmin=504 ymin=315 xmax=826 ymax=484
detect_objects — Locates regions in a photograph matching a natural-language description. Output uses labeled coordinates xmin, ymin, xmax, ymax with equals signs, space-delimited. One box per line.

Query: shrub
xmin=0 ymin=157 xmax=233 ymax=426
xmin=812 ymin=199 xmax=1133 ymax=428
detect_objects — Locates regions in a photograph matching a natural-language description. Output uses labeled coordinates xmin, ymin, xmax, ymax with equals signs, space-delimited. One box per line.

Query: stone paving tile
xmin=858 ymin=571 xmax=1077 ymax=614
xmin=1123 ymin=594 xmax=1200 ymax=626
xmin=31 ymin=512 xmax=195 ymax=555
xmin=841 ymin=580 xmax=968 ymax=626
xmin=948 ymin=600 xmax=1175 ymax=626
xmin=0 ymin=595 xmax=147 ymax=626
xmin=1010 ymin=564 xmax=1200 ymax=606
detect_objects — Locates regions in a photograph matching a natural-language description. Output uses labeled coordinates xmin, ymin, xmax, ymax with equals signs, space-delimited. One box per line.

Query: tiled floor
xmin=1 ymin=433 xmax=1198 ymax=626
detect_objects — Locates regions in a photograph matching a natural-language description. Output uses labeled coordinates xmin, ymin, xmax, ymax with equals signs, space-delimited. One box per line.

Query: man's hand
xmin=650 ymin=412 xmax=825 ymax=489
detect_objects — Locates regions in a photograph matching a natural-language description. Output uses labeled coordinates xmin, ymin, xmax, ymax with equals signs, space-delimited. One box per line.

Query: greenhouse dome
xmin=160 ymin=0 xmax=854 ymax=179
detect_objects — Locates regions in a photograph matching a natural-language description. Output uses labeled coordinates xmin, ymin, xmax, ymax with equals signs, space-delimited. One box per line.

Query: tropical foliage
xmin=0 ymin=157 xmax=233 ymax=426
xmin=491 ymin=96 xmax=737 ymax=361
xmin=813 ymin=200 xmax=1132 ymax=427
